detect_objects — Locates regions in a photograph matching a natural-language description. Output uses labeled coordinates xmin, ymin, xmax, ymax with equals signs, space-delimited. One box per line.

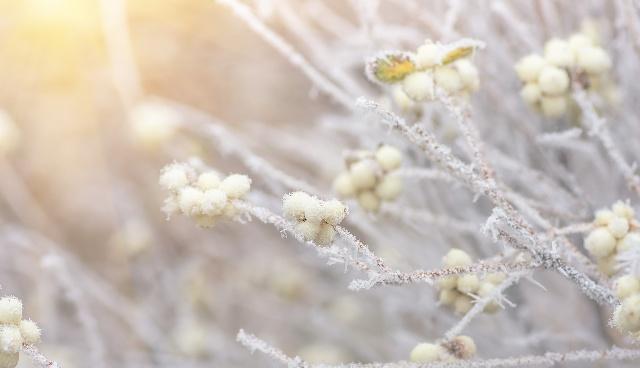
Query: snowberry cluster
xmin=283 ymin=191 xmax=347 ymax=246
xmin=160 ymin=162 xmax=251 ymax=228
xmin=584 ymin=201 xmax=639 ymax=276
xmin=410 ymin=335 xmax=476 ymax=363
xmin=0 ymin=296 xmax=41 ymax=368
xmin=436 ymin=249 xmax=505 ymax=315
xmin=332 ymin=145 xmax=403 ymax=213
xmin=613 ymin=275 xmax=640 ymax=337
xmin=0 ymin=110 xmax=20 ymax=156
xmin=515 ymin=26 xmax=613 ymax=118
xmin=365 ymin=40 xmax=482 ymax=111
xmin=130 ymin=100 xmax=180 ymax=149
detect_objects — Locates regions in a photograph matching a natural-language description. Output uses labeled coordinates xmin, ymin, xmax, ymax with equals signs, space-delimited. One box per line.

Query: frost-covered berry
xmin=375 ymin=175 xmax=403 ymax=201
xmin=544 ymin=38 xmax=572 ymax=67
xmin=478 ymin=282 xmax=500 ymax=313
xmin=485 ymin=272 xmax=507 ymax=285
xmin=439 ymin=289 xmax=459 ymax=306
xmin=454 ymin=294 xmax=473 ymax=315
xmin=438 ymin=275 xmax=458 ymax=290
xmin=454 ymin=59 xmax=480 ymax=91
xmin=0 ymin=352 xmax=18 ymax=368
xmin=614 ymin=275 xmax=640 ymax=300
xmin=576 ymin=46 xmax=611 ymax=74
xmin=615 ymin=294 xmax=640 ymax=332
xmin=415 ymin=42 xmax=440 ymax=69
xmin=594 ymin=209 xmax=615 ymax=226
xmin=618 ymin=233 xmax=640 ymax=253
xmin=316 ymin=223 xmax=337 ymax=246
xmin=612 ymin=201 xmax=635 ymax=220
xmin=538 ymin=66 xmax=570 ymax=96
xmin=0 ymin=298 xmax=22 ymax=326
xmin=357 ymin=191 xmax=380 ymax=212
xmin=585 ymin=227 xmax=616 ymax=258
xmin=391 ymin=85 xmax=418 ymax=112
xmin=520 ymin=83 xmax=542 ymax=105
xmin=375 ymin=145 xmax=402 ymax=171
xmin=447 ymin=335 xmax=477 ymax=360
xmin=159 ymin=163 xmax=193 ymax=192
xmin=322 ymin=199 xmax=347 ymax=226
xmin=295 ymin=221 xmax=321 ymax=242
xmin=456 ymin=274 xmax=480 ymax=294
xmin=410 ymin=343 xmax=443 ymax=363
xmin=434 ymin=66 xmax=464 ymax=94
xmin=19 ymin=320 xmax=40 ymax=345
xmin=402 ymin=71 xmax=435 ymax=101
xmin=515 ymin=54 xmax=547 ymax=82
xmin=349 ymin=161 xmax=377 ymax=190
xmin=195 ymin=172 xmax=221 ymax=190
xmin=200 ymin=189 xmax=227 ymax=216
xmin=219 ymin=174 xmax=251 ymax=199
xmin=443 ymin=248 xmax=472 ymax=268
xmin=303 ymin=197 xmax=325 ymax=224
xmin=607 ymin=217 xmax=629 ymax=239
xmin=0 ymin=325 xmax=22 ymax=353
xmin=178 ymin=187 xmax=205 ymax=216
xmin=333 ymin=172 xmax=356 ymax=197
xmin=540 ymin=96 xmax=568 ymax=118
xmin=283 ymin=191 xmax=313 ymax=220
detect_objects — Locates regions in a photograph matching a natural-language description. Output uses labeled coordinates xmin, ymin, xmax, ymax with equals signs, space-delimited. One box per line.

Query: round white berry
xmin=295 ymin=221 xmax=320 ymax=242
xmin=349 ymin=161 xmax=377 ymax=190
xmin=159 ymin=164 xmax=192 ymax=192
xmin=544 ymin=38 xmax=572 ymax=67
xmin=454 ymin=59 xmax=479 ymax=91
xmin=618 ymin=232 xmax=640 ymax=253
xmin=454 ymin=294 xmax=473 ymax=315
xmin=435 ymin=66 xmax=464 ymax=94
xmin=594 ymin=209 xmax=615 ymax=226
xmin=178 ymin=187 xmax=205 ymax=216
xmin=375 ymin=175 xmax=403 ymax=201
xmin=515 ymin=54 xmax=547 ymax=82
xmin=0 ymin=352 xmax=18 ymax=368
xmin=333 ymin=172 xmax=356 ymax=198
xmin=538 ymin=66 xmax=570 ymax=96
xmin=195 ymin=172 xmax=221 ymax=190
xmin=200 ymin=189 xmax=227 ymax=216
xmin=0 ymin=325 xmax=22 ymax=353
xmin=597 ymin=255 xmax=617 ymax=276
xmin=438 ymin=275 xmax=458 ymax=290
xmin=576 ymin=46 xmax=611 ymax=75
xmin=439 ymin=289 xmax=459 ymax=306
xmin=585 ymin=227 xmax=617 ymax=258
xmin=608 ymin=216 xmax=629 ymax=239
xmin=444 ymin=248 xmax=472 ymax=268
xmin=477 ymin=282 xmax=500 ymax=314
xmin=450 ymin=335 xmax=476 ymax=359
xmin=316 ymin=223 xmax=336 ymax=246
xmin=415 ymin=42 xmax=441 ymax=69
xmin=410 ymin=342 xmax=443 ymax=363
xmin=615 ymin=275 xmax=640 ymax=300
xmin=321 ymin=199 xmax=347 ymax=226
xmin=375 ymin=145 xmax=402 ymax=171
xmin=0 ymin=297 xmax=22 ymax=325
xmin=520 ymin=83 xmax=541 ymax=105
xmin=615 ymin=294 xmax=640 ymax=332
xmin=540 ymin=96 xmax=567 ymax=118
xmin=19 ymin=319 xmax=41 ymax=345
xmin=283 ymin=191 xmax=313 ymax=220
xmin=485 ymin=272 xmax=506 ymax=285
xmin=392 ymin=85 xmax=417 ymax=111
xmin=357 ymin=191 xmax=380 ymax=212
xmin=568 ymin=33 xmax=593 ymax=54
xmin=456 ymin=274 xmax=480 ymax=294
xmin=303 ymin=197 xmax=325 ymax=223
xmin=402 ymin=71 xmax=435 ymax=101
xmin=219 ymin=174 xmax=251 ymax=199
xmin=612 ymin=201 xmax=635 ymax=220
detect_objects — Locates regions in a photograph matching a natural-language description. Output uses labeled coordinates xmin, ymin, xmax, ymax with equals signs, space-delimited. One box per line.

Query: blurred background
xmin=0 ymin=0 xmax=638 ymax=367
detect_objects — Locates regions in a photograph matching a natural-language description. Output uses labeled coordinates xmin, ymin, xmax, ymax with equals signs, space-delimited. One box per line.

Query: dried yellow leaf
xmin=372 ymin=54 xmax=416 ymax=83
xmin=442 ymin=46 xmax=473 ymax=64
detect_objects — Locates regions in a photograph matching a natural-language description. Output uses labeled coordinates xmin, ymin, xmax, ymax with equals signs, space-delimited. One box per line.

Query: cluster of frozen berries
xmin=410 ymin=335 xmax=476 ymax=363
xmin=436 ymin=249 xmax=505 ymax=315
xmin=584 ymin=201 xmax=639 ymax=276
xmin=0 ymin=296 xmax=41 ymax=368
xmin=283 ymin=192 xmax=347 ymax=246
xmin=515 ymin=26 xmax=613 ymax=118
xmin=613 ymin=275 xmax=640 ymax=338
xmin=160 ymin=162 xmax=251 ymax=228
xmin=332 ymin=145 xmax=403 ymax=213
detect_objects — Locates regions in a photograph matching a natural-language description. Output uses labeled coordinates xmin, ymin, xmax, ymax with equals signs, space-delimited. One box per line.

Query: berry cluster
xmin=515 ymin=26 xmax=614 ymax=118
xmin=160 ymin=162 xmax=251 ymax=228
xmin=436 ymin=249 xmax=505 ymax=315
xmin=282 ymin=192 xmax=347 ymax=246
xmin=410 ymin=335 xmax=476 ymax=363
xmin=0 ymin=296 xmax=41 ymax=368
xmin=332 ymin=145 xmax=403 ymax=213
xmin=584 ymin=201 xmax=639 ymax=276
xmin=613 ymin=275 xmax=640 ymax=337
